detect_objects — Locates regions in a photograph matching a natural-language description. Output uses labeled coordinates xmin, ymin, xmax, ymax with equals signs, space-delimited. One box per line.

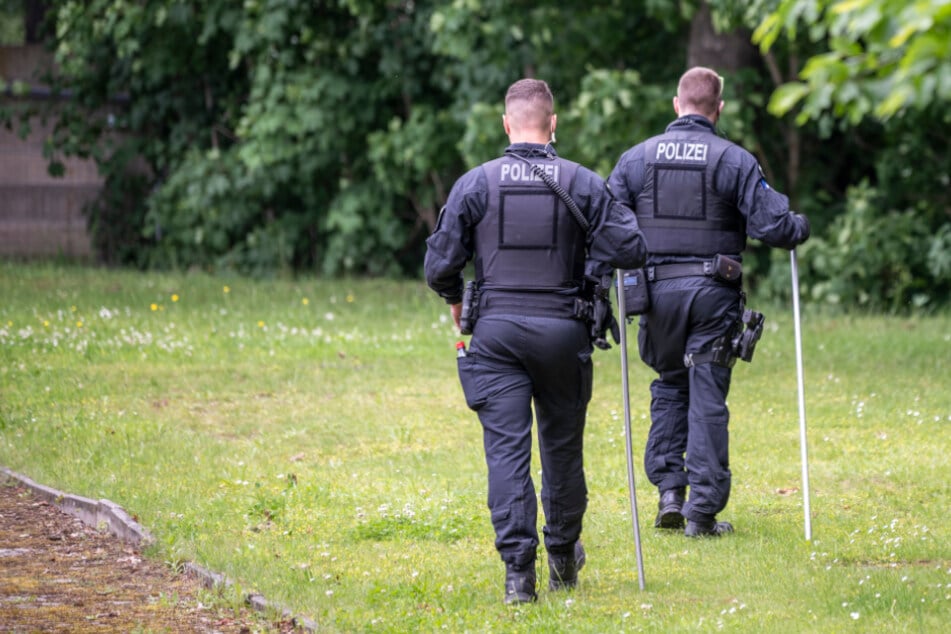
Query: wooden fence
xmin=1 ymin=44 xmax=98 ymax=259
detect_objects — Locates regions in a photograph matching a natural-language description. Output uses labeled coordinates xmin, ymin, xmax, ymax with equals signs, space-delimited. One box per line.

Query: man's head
xmin=673 ymin=66 xmax=724 ymax=123
xmin=503 ymin=78 xmax=556 ymax=143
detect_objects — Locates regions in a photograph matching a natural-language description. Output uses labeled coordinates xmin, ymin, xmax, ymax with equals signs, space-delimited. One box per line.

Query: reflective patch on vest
xmin=499 ymin=190 xmax=559 ymax=249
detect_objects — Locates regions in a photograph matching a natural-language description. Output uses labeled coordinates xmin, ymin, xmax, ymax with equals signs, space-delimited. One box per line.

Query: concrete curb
xmin=1 ymin=467 xmax=318 ymax=633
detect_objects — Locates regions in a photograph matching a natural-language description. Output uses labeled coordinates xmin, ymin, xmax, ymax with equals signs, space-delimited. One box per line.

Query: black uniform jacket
xmin=425 ymin=143 xmax=647 ymax=304
xmin=608 ymin=115 xmax=809 ymax=265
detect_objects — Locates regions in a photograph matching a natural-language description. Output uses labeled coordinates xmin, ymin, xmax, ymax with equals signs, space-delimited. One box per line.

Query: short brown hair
xmin=677 ymin=67 xmax=722 ymax=118
xmin=504 ymin=79 xmax=554 ymax=133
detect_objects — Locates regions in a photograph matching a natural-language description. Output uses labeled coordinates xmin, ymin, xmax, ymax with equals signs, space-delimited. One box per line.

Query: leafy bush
xmin=763 ymin=181 xmax=950 ymax=312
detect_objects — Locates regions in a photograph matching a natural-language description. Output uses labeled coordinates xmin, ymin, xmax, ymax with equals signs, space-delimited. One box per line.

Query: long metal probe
xmin=790 ymin=250 xmax=813 ymax=541
xmin=616 ymin=271 xmax=646 ymax=589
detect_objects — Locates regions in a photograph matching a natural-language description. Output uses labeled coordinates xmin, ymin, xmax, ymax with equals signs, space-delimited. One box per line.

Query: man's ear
xmin=550 ymin=113 xmax=558 ymax=134
xmin=718 ymin=100 xmax=725 ymax=115
xmin=672 ymin=96 xmax=680 ymax=116
xmin=502 ymin=114 xmax=511 ymax=136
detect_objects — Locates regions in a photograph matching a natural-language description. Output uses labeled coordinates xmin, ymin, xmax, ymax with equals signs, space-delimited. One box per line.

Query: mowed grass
xmin=1 ymin=262 xmax=948 ymax=633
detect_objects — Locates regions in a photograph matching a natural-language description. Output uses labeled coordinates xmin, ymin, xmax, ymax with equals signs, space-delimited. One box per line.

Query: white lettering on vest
xmin=655 ymin=142 xmax=708 ymax=163
xmin=500 ymin=162 xmax=560 ymax=182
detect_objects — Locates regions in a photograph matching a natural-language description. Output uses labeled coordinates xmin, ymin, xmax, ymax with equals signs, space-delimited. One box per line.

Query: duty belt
xmin=478 ymin=290 xmax=577 ymax=318
xmin=646 ymin=261 xmax=714 ymax=282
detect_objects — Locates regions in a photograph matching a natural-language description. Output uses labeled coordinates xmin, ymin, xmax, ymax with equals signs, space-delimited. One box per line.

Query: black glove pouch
xmin=712 ymin=254 xmax=742 ymax=283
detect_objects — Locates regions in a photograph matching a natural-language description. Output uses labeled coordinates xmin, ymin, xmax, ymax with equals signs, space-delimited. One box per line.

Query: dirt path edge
xmin=0 ymin=466 xmax=318 ymax=633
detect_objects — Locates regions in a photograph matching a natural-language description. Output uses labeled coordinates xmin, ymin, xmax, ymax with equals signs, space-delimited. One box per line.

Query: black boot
xmin=504 ymin=563 xmax=537 ymax=604
xmin=684 ymin=518 xmax=734 ymax=537
xmin=548 ymin=541 xmax=586 ymax=591
xmin=654 ymin=488 xmax=685 ymax=529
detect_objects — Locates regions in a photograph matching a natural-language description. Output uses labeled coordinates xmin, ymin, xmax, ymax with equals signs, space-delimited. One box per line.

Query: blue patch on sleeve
xmin=759 ymin=178 xmax=771 ymax=191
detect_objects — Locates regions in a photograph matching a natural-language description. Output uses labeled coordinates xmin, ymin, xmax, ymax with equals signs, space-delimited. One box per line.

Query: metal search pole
xmin=616 ymin=271 xmax=646 ymax=590
xmin=790 ymin=249 xmax=813 ymax=541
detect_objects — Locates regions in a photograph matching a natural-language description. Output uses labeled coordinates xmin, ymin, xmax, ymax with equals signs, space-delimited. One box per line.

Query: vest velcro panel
xmin=499 ymin=188 xmax=559 ymax=249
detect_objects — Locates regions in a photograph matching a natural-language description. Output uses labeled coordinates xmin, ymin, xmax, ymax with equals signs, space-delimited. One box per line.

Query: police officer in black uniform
xmin=425 ymin=79 xmax=646 ymax=603
xmin=608 ymin=67 xmax=810 ymax=538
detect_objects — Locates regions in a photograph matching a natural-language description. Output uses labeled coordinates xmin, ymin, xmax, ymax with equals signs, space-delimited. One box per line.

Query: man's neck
xmin=509 ymin=136 xmax=549 ymax=145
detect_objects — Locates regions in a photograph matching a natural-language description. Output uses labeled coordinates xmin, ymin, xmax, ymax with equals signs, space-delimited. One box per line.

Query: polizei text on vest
xmin=500 ymin=163 xmax=561 ymax=182
xmin=656 ymin=142 xmax=708 ymax=163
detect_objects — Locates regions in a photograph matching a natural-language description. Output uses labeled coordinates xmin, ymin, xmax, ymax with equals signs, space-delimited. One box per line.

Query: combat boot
xmin=503 ymin=563 xmax=537 ymax=604
xmin=684 ymin=518 xmax=734 ymax=537
xmin=654 ymin=487 xmax=685 ymax=529
xmin=548 ymin=541 xmax=586 ymax=591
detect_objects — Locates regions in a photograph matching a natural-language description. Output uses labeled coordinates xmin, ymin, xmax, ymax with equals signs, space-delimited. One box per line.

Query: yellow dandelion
xmin=346 ymin=293 xmax=355 ymax=303
xmin=302 ymin=298 xmax=309 ymax=306
xmin=223 ymin=285 xmax=231 ymax=294
xmin=257 ymin=320 xmax=265 ymax=328
xmin=76 ymin=321 xmax=83 ymax=328
xmin=151 ymin=303 xmax=159 ymax=311
xmin=171 ymin=294 xmax=180 ymax=302
xmin=43 ymin=320 xmax=50 ymax=328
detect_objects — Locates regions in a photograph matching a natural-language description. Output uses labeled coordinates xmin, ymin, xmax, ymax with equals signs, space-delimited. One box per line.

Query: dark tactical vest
xmin=477 ymin=155 xmax=584 ymax=291
xmin=634 ymin=130 xmax=746 ymax=256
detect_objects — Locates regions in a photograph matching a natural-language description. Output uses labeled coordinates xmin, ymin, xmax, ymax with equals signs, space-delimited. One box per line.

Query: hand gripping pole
xmin=615 ymin=271 xmax=646 ymax=590
xmin=790 ymin=250 xmax=813 ymax=541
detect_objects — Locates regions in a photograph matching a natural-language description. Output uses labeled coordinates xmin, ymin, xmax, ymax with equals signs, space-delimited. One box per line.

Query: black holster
xmin=684 ymin=293 xmax=765 ymax=368
xmin=576 ymin=273 xmax=620 ymax=350
xmin=459 ymin=281 xmax=480 ymax=335
xmin=731 ymin=298 xmax=765 ymax=362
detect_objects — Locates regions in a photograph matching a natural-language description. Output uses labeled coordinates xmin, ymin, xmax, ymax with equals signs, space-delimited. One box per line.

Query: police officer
xmin=608 ymin=67 xmax=810 ymax=538
xmin=425 ymin=78 xmax=646 ymax=603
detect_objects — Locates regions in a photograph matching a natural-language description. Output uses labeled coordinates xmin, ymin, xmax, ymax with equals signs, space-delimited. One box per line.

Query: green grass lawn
xmin=1 ymin=262 xmax=948 ymax=633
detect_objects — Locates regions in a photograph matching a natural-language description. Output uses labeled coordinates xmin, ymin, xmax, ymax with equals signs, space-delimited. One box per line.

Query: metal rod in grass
xmin=616 ymin=271 xmax=646 ymax=590
xmin=790 ymin=249 xmax=813 ymax=541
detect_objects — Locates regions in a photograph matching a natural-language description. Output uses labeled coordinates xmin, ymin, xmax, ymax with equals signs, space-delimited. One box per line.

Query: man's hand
xmin=796 ymin=213 xmax=811 ymax=243
xmin=451 ymin=302 xmax=462 ymax=331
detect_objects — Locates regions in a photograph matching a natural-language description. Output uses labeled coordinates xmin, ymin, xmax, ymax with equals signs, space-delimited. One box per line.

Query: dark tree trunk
xmin=23 ymin=0 xmax=50 ymax=44
xmin=686 ymin=2 xmax=800 ymax=208
xmin=686 ymin=2 xmax=758 ymax=72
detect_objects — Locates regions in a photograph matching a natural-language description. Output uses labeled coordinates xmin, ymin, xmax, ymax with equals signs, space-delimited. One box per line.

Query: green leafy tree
xmin=755 ymin=0 xmax=951 ymax=123
xmin=752 ymin=0 xmax=951 ymax=310
xmin=44 ymin=0 xmax=464 ymax=275
xmin=41 ymin=0 xmax=691 ymax=276
xmin=27 ymin=0 xmax=950 ymax=309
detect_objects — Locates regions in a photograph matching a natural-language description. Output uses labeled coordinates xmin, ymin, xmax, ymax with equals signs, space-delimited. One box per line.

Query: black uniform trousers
xmin=457 ymin=312 xmax=591 ymax=569
xmin=637 ymin=276 xmax=741 ymax=522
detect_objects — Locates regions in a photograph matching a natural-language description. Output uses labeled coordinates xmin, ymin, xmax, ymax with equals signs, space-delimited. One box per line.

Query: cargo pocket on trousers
xmin=490 ymin=506 xmax=511 ymax=526
xmin=577 ymin=348 xmax=593 ymax=407
xmin=457 ymin=354 xmax=489 ymax=411
xmin=637 ymin=316 xmax=658 ymax=369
